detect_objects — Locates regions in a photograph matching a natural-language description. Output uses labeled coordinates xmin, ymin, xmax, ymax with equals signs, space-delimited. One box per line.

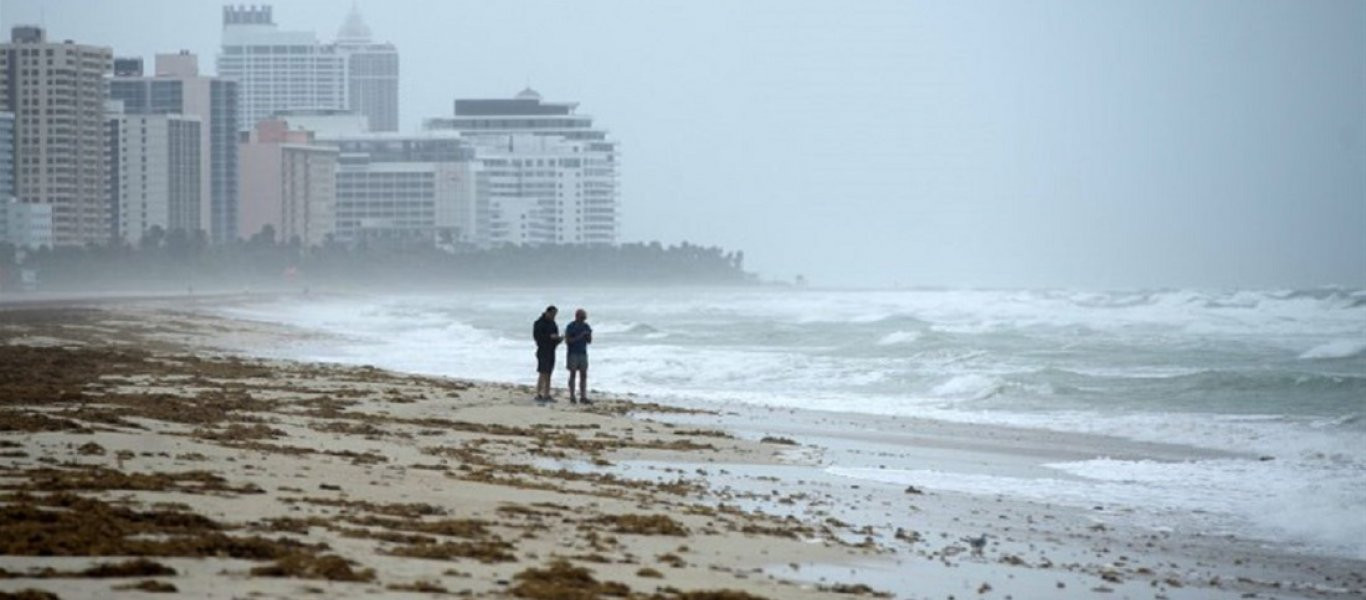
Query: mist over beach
xmin=1 ymin=0 xmax=1364 ymax=598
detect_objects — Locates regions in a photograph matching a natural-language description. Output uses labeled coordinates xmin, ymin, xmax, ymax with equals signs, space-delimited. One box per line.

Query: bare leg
xmin=537 ymin=372 xmax=551 ymax=398
xmin=567 ymin=370 xmax=578 ymax=401
xmin=578 ymin=368 xmax=588 ymax=400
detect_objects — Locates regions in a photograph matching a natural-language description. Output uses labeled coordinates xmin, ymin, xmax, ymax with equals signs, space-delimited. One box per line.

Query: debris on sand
xmin=111 ymin=580 xmax=177 ymax=592
xmin=509 ymin=559 xmax=631 ymax=599
xmin=249 ymin=553 xmax=376 ymax=582
xmin=0 ymin=558 xmax=175 ymax=579
xmin=592 ymin=514 xmax=689 ymax=536
xmin=0 ymin=589 xmax=62 ymax=600
xmin=384 ymin=540 xmax=517 ymax=564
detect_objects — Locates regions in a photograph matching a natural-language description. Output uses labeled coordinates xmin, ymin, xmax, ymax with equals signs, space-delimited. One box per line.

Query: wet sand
xmin=0 ymin=301 xmax=1362 ymax=599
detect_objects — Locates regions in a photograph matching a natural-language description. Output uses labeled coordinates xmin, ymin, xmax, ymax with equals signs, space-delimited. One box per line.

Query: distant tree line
xmin=0 ymin=226 xmax=755 ymax=292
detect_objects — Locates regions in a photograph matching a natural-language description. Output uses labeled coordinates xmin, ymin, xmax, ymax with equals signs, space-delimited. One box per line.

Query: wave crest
xmin=1300 ymin=340 xmax=1366 ymax=360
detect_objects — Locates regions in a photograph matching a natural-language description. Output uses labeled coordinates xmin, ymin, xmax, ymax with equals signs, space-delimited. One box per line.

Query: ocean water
xmin=216 ymin=287 xmax=1366 ymax=559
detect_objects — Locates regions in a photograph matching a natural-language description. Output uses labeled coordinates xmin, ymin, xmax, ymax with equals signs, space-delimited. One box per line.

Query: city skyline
xmin=0 ymin=3 xmax=622 ymax=253
xmin=0 ymin=0 xmax=1361 ymax=288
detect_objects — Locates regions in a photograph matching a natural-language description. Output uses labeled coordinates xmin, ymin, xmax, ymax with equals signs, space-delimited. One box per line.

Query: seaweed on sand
xmin=0 ymin=558 xmax=175 ymax=579
xmin=0 ymin=590 xmax=61 ymax=600
xmin=3 ymin=466 xmax=263 ymax=495
xmin=509 ymin=559 xmax=631 ymax=600
xmin=383 ymin=540 xmax=517 ymax=564
xmin=0 ymin=492 xmax=319 ymax=559
xmin=591 ymin=514 xmax=689 ymax=536
xmin=249 ymin=553 xmax=375 ymax=582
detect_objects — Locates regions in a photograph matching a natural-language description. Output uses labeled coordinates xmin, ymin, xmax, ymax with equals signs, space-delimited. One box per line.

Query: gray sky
xmin=3 ymin=0 xmax=1362 ymax=288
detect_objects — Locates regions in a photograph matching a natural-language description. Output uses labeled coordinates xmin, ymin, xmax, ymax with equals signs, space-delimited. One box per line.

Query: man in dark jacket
xmin=533 ymin=305 xmax=562 ymax=402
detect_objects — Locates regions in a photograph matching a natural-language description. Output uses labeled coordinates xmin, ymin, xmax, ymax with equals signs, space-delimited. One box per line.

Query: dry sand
xmin=0 ymin=299 xmax=1362 ymax=599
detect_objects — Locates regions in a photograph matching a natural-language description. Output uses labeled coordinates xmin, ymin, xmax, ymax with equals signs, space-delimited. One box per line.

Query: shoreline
xmin=1 ymin=303 xmax=1363 ymax=599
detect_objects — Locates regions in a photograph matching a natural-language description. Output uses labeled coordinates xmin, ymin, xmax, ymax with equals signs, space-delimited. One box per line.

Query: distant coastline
xmin=0 ymin=239 xmax=755 ymax=293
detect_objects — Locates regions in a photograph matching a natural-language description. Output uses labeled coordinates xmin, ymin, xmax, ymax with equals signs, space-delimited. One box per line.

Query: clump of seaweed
xmin=814 ymin=584 xmax=890 ymax=598
xmin=111 ymin=580 xmax=177 ymax=592
xmin=0 ymin=589 xmax=62 ymax=600
xmin=672 ymin=429 xmax=733 ymax=439
xmin=250 ymin=553 xmax=375 ymax=582
xmin=0 ymin=558 xmax=175 ymax=579
xmin=345 ymin=515 xmax=488 ymax=539
xmin=283 ymin=496 xmax=447 ymax=518
xmin=509 ymin=559 xmax=631 ymax=600
xmin=250 ymin=516 xmax=331 ymax=535
xmin=0 ymin=410 xmax=92 ymax=433
xmin=384 ymin=540 xmax=516 ymax=564
xmin=657 ymin=553 xmax=686 ymax=568
xmin=0 ymin=342 xmax=148 ymax=408
xmin=192 ymin=423 xmax=286 ymax=442
xmin=386 ymin=581 xmax=448 ymax=593
xmin=654 ymin=591 xmax=771 ymax=600
xmin=5 ymin=466 xmax=263 ymax=495
xmin=592 ymin=514 xmax=689 ymax=536
xmin=81 ymin=558 xmax=177 ymax=578
xmin=0 ymin=492 xmax=318 ymax=559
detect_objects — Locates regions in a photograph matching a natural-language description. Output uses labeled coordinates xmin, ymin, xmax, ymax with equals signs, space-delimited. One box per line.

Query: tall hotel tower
xmin=219 ymin=5 xmax=398 ymax=134
xmin=110 ymin=54 xmax=240 ymax=242
xmin=335 ymin=6 xmax=399 ymax=132
xmin=218 ymin=5 xmax=346 ymax=132
xmin=0 ymin=26 xmax=113 ymax=246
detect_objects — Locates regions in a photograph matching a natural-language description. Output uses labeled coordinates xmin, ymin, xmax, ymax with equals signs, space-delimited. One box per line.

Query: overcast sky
xmin=2 ymin=0 xmax=1362 ymax=288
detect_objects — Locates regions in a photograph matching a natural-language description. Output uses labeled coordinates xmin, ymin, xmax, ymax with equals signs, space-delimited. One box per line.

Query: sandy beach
xmin=1 ymin=299 xmax=1363 ymax=599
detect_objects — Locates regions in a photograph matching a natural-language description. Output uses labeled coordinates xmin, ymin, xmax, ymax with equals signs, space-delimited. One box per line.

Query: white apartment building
xmin=463 ymin=134 xmax=590 ymax=247
xmin=110 ymin=104 xmax=202 ymax=244
xmin=322 ymin=133 xmax=479 ymax=246
xmin=425 ymin=89 xmax=618 ymax=246
xmin=110 ymin=53 xmax=240 ymax=242
xmin=218 ymin=5 xmax=347 ymax=132
xmin=0 ymin=26 xmax=113 ymax=246
xmin=335 ymin=6 xmax=398 ymax=132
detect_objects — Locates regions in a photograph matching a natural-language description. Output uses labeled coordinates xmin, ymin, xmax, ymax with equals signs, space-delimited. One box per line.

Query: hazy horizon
xmin=2 ymin=0 xmax=1362 ymax=289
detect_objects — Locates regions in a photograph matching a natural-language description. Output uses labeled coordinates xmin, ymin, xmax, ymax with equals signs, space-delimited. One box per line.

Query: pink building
xmin=238 ymin=120 xmax=337 ymax=245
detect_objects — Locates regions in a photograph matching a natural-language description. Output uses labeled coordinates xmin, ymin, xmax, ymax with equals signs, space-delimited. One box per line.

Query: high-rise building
xmin=335 ymin=6 xmax=398 ymax=132
xmin=320 ymin=132 xmax=479 ymax=246
xmin=238 ymin=119 xmax=338 ymax=246
xmin=0 ymin=26 xmax=114 ymax=246
xmin=0 ymin=111 xmax=13 ymax=202
xmin=0 ymin=111 xmax=13 ymax=242
xmin=109 ymin=106 xmax=202 ymax=244
xmin=218 ymin=5 xmax=347 ymax=132
xmin=425 ymin=89 xmax=619 ymax=246
xmin=109 ymin=52 xmax=240 ymax=242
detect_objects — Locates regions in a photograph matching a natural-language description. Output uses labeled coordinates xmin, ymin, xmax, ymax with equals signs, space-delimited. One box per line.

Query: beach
xmin=1 ymin=297 xmax=1363 ymax=599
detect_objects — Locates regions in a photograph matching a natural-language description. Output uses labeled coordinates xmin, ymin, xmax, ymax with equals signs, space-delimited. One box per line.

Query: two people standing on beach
xmin=532 ymin=305 xmax=593 ymax=404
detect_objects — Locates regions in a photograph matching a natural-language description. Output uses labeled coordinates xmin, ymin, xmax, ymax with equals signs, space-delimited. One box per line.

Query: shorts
xmin=566 ymin=352 xmax=588 ymax=371
xmin=536 ymin=348 xmax=556 ymax=373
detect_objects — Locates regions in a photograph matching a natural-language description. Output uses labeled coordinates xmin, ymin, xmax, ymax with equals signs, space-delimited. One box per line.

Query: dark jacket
xmin=533 ymin=316 xmax=560 ymax=351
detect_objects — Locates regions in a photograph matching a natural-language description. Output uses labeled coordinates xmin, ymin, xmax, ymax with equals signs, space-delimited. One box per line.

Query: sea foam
xmin=1300 ymin=339 xmax=1366 ymax=360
